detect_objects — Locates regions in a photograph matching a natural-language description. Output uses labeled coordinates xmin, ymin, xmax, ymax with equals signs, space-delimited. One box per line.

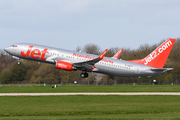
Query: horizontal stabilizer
xmin=150 ymin=68 xmax=173 ymax=71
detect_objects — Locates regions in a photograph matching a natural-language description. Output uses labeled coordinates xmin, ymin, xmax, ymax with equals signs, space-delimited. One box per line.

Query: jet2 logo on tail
xmin=21 ymin=46 xmax=48 ymax=61
xmin=144 ymin=40 xmax=173 ymax=65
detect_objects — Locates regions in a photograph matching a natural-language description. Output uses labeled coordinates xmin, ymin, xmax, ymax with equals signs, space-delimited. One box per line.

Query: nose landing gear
xmin=18 ymin=61 xmax=21 ymax=65
xmin=17 ymin=58 xmax=21 ymax=65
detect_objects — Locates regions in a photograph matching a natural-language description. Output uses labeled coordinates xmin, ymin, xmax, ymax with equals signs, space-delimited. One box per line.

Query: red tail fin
xmin=128 ymin=38 xmax=176 ymax=68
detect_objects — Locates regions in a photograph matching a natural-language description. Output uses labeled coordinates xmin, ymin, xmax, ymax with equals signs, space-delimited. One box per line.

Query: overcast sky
xmin=0 ymin=0 xmax=180 ymax=51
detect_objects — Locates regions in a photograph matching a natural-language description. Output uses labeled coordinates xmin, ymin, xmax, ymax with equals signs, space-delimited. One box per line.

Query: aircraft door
xmin=15 ymin=45 xmax=19 ymax=54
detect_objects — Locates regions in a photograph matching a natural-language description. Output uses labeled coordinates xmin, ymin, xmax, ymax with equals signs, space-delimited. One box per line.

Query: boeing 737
xmin=4 ymin=38 xmax=176 ymax=78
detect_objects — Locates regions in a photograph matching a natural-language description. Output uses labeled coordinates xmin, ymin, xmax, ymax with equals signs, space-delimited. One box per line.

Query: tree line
xmin=0 ymin=38 xmax=180 ymax=85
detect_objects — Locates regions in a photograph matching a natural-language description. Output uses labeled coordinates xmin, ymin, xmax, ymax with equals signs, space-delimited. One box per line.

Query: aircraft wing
xmin=73 ymin=49 xmax=108 ymax=71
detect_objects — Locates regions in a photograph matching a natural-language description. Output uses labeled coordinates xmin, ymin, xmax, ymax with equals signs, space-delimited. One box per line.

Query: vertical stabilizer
xmin=128 ymin=38 xmax=176 ymax=68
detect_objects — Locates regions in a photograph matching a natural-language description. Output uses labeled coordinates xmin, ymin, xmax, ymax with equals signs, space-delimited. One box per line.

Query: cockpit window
xmin=11 ymin=45 xmax=17 ymax=47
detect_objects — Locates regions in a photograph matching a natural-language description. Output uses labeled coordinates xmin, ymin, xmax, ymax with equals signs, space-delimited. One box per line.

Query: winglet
xmin=113 ymin=48 xmax=123 ymax=59
xmin=98 ymin=49 xmax=108 ymax=59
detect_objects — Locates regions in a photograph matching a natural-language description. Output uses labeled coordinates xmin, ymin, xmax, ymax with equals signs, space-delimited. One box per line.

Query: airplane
xmin=4 ymin=38 xmax=176 ymax=78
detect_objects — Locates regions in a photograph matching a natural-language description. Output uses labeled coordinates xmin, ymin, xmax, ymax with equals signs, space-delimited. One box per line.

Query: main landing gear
xmin=80 ymin=72 xmax=89 ymax=78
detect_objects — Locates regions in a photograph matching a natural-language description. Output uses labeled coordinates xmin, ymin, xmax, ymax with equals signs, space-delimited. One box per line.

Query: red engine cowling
xmin=56 ymin=61 xmax=76 ymax=71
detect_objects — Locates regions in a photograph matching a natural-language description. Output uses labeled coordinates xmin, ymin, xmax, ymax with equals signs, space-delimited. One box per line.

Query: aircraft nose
xmin=4 ymin=46 xmax=11 ymax=53
xmin=4 ymin=47 xmax=7 ymax=52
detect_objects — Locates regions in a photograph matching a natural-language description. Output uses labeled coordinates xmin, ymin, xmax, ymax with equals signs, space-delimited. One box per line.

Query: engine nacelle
xmin=56 ymin=61 xmax=76 ymax=71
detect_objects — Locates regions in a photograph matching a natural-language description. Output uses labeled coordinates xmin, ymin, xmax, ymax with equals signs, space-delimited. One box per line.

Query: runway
xmin=1 ymin=92 xmax=180 ymax=96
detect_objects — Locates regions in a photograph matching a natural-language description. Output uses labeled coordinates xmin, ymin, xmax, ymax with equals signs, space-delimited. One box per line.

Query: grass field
xmin=0 ymin=95 xmax=180 ymax=119
xmin=0 ymin=85 xmax=180 ymax=93
xmin=1 ymin=85 xmax=180 ymax=119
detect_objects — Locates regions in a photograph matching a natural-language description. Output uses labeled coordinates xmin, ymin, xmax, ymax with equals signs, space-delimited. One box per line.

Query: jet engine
xmin=56 ymin=61 xmax=76 ymax=71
